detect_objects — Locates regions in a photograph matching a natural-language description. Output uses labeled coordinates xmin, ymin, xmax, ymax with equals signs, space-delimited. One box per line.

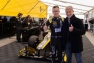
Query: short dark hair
xmin=17 ymin=13 xmax=23 ymax=17
xmin=53 ymin=6 xmax=59 ymax=9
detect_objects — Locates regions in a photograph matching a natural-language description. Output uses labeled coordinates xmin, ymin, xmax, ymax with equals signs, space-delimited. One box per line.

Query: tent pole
xmin=1 ymin=0 xmax=10 ymax=10
xmin=28 ymin=1 xmax=40 ymax=14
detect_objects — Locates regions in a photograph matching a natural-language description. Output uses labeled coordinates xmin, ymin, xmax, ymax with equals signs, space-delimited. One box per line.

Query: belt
xmin=51 ymin=36 xmax=62 ymax=38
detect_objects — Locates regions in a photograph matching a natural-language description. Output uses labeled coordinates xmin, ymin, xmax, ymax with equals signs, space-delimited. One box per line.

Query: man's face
xmin=52 ymin=7 xmax=60 ymax=17
xmin=19 ymin=15 xmax=22 ymax=18
xmin=65 ymin=8 xmax=74 ymax=19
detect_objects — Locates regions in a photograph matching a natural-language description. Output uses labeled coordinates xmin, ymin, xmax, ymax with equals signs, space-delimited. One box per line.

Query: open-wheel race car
xmin=18 ymin=30 xmax=67 ymax=63
xmin=22 ymin=26 xmax=41 ymax=42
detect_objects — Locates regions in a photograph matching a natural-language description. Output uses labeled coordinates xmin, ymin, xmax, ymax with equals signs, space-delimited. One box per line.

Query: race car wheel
xmin=28 ymin=35 xmax=39 ymax=49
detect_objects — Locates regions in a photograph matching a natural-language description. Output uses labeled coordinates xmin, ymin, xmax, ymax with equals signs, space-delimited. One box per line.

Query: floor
xmin=0 ymin=31 xmax=94 ymax=63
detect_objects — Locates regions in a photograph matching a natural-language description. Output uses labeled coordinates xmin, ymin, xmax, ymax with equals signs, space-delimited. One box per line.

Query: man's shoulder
xmin=60 ymin=17 xmax=65 ymax=22
xmin=75 ymin=17 xmax=81 ymax=21
xmin=48 ymin=16 xmax=65 ymax=23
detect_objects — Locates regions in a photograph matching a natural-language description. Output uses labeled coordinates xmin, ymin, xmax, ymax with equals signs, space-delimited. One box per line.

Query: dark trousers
xmin=16 ymin=27 xmax=22 ymax=42
xmin=85 ymin=24 xmax=88 ymax=31
xmin=65 ymin=42 xmax=82 ymax=63
xmin=51 ymin=37 xmax=62 ymax=63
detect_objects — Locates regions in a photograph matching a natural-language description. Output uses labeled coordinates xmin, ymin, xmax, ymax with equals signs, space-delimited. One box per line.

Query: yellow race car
xmin=18 ymin=30 xmax=67 ymax=63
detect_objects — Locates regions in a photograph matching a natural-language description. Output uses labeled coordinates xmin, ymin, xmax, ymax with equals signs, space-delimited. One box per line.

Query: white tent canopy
xmin=40 ymin=0 xmax=94 ymax=19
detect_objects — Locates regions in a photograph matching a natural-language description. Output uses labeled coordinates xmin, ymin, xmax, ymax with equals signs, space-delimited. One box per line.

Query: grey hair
xmin=65 ymin=6 xmax=74 ymax=11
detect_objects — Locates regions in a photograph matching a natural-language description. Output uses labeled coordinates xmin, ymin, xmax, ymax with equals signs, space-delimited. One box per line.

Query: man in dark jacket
xmin=63 ymin=6 xmax=86 ymax=63
xmin=16 ymin=13 xmax=23 ymax=42
xmin=23 ymin=15 xmax=32 ymax=28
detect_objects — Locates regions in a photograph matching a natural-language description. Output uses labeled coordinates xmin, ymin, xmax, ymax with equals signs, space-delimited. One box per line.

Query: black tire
xmin=28 ymin=35 xmax=39 ymax=49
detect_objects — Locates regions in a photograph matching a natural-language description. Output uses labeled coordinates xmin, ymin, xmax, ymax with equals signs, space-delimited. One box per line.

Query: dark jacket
xmin=16 ymin=17 xmax=23 ymax=28
xmin=23 ymin=18 xmax=32 ymax=28
xmin=63 ymin=14 xmax=86 ymax=53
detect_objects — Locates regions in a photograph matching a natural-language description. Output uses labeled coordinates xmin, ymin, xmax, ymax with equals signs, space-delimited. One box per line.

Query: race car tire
xmin=28 ymin=35 xmax=39 ymax=49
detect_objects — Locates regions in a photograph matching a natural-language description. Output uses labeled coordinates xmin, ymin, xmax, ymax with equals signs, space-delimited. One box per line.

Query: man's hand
xmin=43 ymin=24 xmax=47 ymax=31
xmin=69 ymin=24 xmax=74 ymax=32
xmin=28 ymin=22 xmax=30 ymax=25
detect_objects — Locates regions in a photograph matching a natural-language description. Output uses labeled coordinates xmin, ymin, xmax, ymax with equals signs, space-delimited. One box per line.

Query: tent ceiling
xmin=0 ymin=0 xmax=47 ymax=18
xmin=0 ymin=0 xmax=94 ymax=18
xmin=40 ymin=0 xmax=94 ymax=15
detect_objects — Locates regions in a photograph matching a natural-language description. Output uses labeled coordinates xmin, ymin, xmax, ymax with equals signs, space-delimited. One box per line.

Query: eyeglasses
xmin=53 ymin=11 xmax=59 ymax=12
